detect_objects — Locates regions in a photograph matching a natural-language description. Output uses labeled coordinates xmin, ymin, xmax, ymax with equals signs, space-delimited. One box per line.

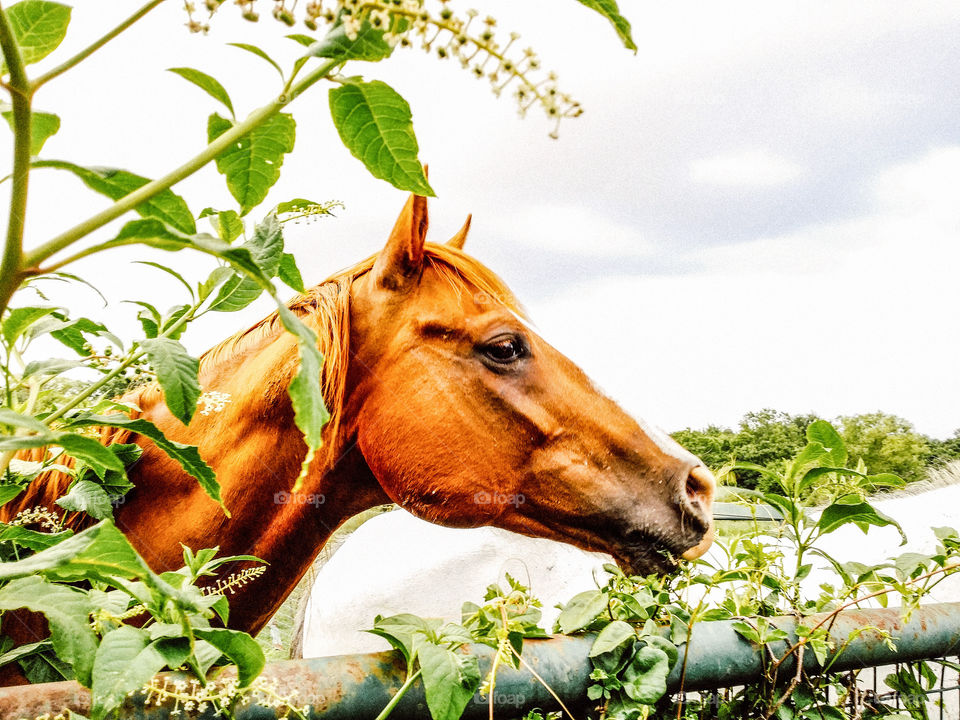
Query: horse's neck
xmin=113 ymin=330 xmax=389 ymax=636
xmin=221 ymin=443 xmax=390 ymax=633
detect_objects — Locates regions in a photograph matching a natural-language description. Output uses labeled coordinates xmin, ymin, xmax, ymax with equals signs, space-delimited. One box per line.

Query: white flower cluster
xmin=140 ymin=674 xmax=310 ymax=718
xmin=10 ymin=505 xmax=61 ymax=531
xmin=185 ymin=0 xmax=583 ymax=137
xmin=203 ymin=565 xmax=267 ymax=595
xmin=197 ymin=390 xmax=232 ymax=416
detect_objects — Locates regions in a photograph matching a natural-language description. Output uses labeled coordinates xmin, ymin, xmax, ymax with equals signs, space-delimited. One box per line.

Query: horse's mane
xmin=1 ymin=243 xmax=521 ymax=531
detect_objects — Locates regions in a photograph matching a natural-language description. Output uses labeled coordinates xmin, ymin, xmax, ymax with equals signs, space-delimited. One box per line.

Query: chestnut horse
xmin=0 ymin=193 xmax=715 ymax=677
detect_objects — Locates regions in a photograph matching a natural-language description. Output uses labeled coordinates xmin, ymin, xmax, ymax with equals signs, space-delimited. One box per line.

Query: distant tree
xmin=836 ymin=412 xmax=931 ymax=483
xmin=671 ymin=425 xmax=737 ymax=473
xmin=733 ymin=410 xmax=815 ymax=472
xmin=673 ymin=409 xmax=820 ymax=491
xmin=923 ymin=428 xmax=960 ymax=468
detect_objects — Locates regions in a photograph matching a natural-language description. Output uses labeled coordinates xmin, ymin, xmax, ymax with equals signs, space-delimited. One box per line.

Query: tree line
xmin=671 ymin=409 xmax=960 ymax=492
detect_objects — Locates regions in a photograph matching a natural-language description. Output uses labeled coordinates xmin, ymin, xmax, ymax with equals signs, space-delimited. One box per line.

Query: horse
xmin=0 ymin=192 xmax=716 ymax=684
xmin=293 ymin=463 xmax=960 ymax=659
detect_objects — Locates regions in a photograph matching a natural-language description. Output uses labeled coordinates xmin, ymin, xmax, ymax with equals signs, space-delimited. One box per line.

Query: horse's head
xmin=345 ymin=194 xmax=714 ymax=575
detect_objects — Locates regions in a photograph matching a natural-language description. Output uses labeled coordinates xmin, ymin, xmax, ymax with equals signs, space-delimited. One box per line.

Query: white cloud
xmin=530 ymin=148 xmax=960 ymax=439
xmin=690 ymin=150 xmax=804 ymax=188
xmin=485 ymin=205 xmax=653 ymax=257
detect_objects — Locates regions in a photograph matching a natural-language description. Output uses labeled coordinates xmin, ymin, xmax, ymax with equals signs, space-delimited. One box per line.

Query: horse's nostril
xmin=685 ymin=465 xmax=716 ymax=511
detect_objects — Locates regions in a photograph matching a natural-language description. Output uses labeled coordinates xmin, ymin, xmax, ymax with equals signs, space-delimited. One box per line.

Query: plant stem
xmin=23 ymin=57 xmax=341 ymax=272
xmin=39 ymin=237 xmax=145 ymax=273
xmin=509 ymin=643 xmax=579 ymax=720
xmin=31 ymin=0 xmax=165 ymax=90
xmin=0 ymin=2 xmax=32 ymax=320
xmin=763 ymin=642 xmax=804 ymax=720
xmin=374 ymin=668 xmax=422 ymax=720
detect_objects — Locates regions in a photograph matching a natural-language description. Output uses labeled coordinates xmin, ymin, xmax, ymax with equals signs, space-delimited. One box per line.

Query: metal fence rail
xmin=2 ymin=603 xmax=959 ymax=719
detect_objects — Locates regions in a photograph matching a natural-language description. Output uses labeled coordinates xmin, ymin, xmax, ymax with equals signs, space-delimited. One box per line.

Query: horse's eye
xmin=479 ymin=335 xmax=527 ymax=365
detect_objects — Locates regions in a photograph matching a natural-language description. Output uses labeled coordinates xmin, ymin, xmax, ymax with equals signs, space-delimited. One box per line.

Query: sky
xmin=3 ymin=0 xmax=960 ymax=438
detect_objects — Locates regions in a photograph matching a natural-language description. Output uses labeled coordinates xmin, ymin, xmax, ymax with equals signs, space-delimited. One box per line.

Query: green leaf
xmin=44 ymin=315 xmax=121 ymax=355
xmin=0 ymin=576 xmax=97 ymax=686
xmin=19 ymin=647 xmax=74 ymax=684
xmin=0 ymin=484 xmax=27 ymax=506
xmin=245 ymin=213 xmax=284 ymax=277
xmin=0 ymin=523 xmax=71 ymax=551
xmin=806 ymin=420 xmax=847 ymax=466
xmin=22 ymin=357 xmax=81 ymax=378
xmin=622 ymin=645 xmax=670 ymax=704
xmin=92 ymin=626 xmax=167 ymax=718
xmin=66 ymin=414 xmax=225 ymax=515
xmin=160 ymin=304 xmax=190 ymax=340
xmin=556 ymin=590 xmax=608 ymax=633
xmin=208 ymin=272 xmax=264 ymax=312
xmin=418 ymin=643 xmax=481 ymax=720
xmin=367 ymin=613 xmax=437 ymax=667
xmin=589 ymin=620 xmax=635 ymax=657
xmin=3 ymin=0 xmax=71 ymax=68
xmin=573 ymin=0 xmax=636 ymax=51
xmin=126 ymin=300 xmax=160 ymax=338
xmin=286 ymin=33 xmax=315 ymax=47
xmin=207 ymin=216 xmax=282 ymax=310
xmin=817 ymin=499 xmax=906 ymax=543
xmin=34 ymin=160 xmax=196 ymax=233
xmin=208 ymin=111 xmax=297 ymax=215
xmin=644 ymin=635 xmax=679 ymax=668
xmin=1 ymin=305 xmax=59 ymax=346
xmin=1 ymin=106 xmax=60 ymax=155
xmin=198 ymin=266 xmax=234 ymax=303
xmin=56 ymin=479 xmax=114 ymax=520
xmin=141 ymin=338 xmax=201 ymax=425
xmin=0 ymin=639 xmax=49 ymax=670
xmin=58 ymin=433 xmax=126 ymax=475
xmin=151 ymin=637 xmax=191 ymax=671
xmin=278 ymin=252 xmax=305 ymax=292
xmin=228 ymin=42 xmax=284 ymax=78
xmin=761 ymin=492 xmax=801 ymax=526
xmin=864 ymin=473 xmax=905 ymax=490
xmin=167 ymin=67 xmax=235 ymax=117
xmin=328 ymin=80 xmax=433 ymax=196
xmin=200 ymin=207 xmax=244 ymax=242
xmin=310 ymin=20 xmax=395 ymax=62
xmin=193 ymin=628 xmax=265 ymax=687
xmin=894 ymin=552 xmax=931 ymax=580
xmin=1 ymin=521 xmax=139 ymax=583
xmin=277 ymin=305 xmax=329 ymax=474
xmin=784 ymin=441 xmax=828 ymax=490
xmin=0 ymin=407 xmax=48 ymax=434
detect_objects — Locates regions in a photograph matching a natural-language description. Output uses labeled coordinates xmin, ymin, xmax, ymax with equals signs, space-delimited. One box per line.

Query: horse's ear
xmin=372 ymin=193 xmax=429 ymax=291
xmin=446 ymin=214 xmax=472 ymax=249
